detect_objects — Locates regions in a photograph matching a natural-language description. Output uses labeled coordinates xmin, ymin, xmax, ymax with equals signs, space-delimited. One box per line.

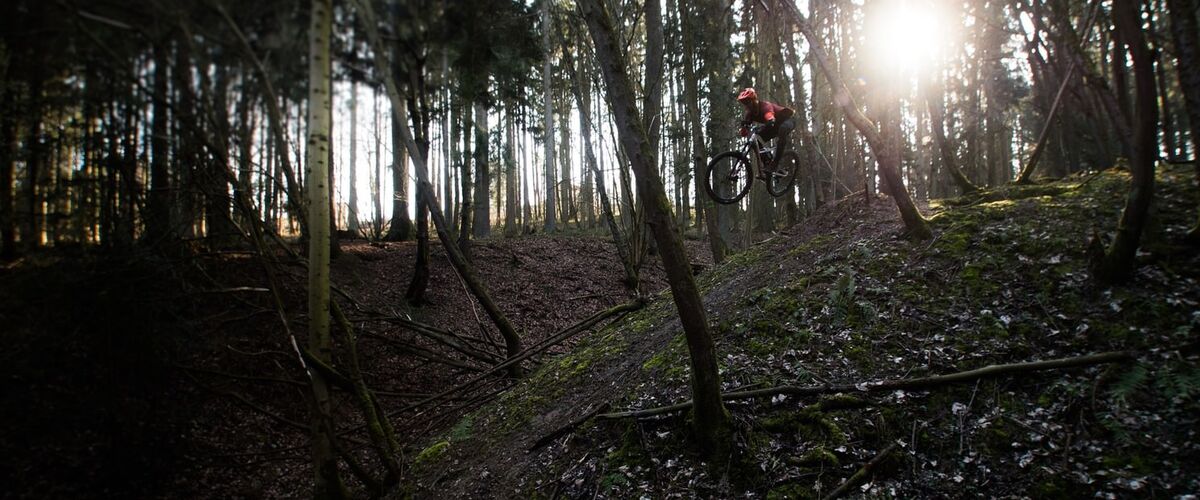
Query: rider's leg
xmin=773 ymin=118 xmax=797 ymax=168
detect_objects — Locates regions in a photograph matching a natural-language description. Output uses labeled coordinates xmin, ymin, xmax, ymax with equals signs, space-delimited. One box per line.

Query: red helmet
xmin=737 ymin=87 xmax=758 ymax=102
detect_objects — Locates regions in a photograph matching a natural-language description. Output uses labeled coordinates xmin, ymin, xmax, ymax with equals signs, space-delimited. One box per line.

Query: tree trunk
xmin=644 ymin=0 xmax=664 ymax=159
xmin=1164 ymin=0 xmax=1200 ymax=241
xmin=204 ymin=63 xmax=238 ymax=248
xmin=559 ymin=95 xmax=574 ymax=227
xmin=24 ymin=74 xmax=42 ymax=251
xmin=348 ymin=82 xmax=360 ymax=235
xmin=373 ymin=95 xmax=384 ymax=236
xmin=505 ymin=104 xmax=518 ymax=236
xmin=116 ymin=99 xmax=138 ymax=249
xmin=542 ymin=0 xmax=557 ymax=234
xmin=473 ymin=100 xmax=491 ymax=238
xmin=388 ymin=111 xmax=411 ymax=241
xmin=579 ymin=0 xmax=731 ymax=455
xmin=146 ymin=43 xmax=173 ymax=246
xmin=386 ymin=24 xmax=413 ymax=241
xmin=0 ymin=88 xmax=14 ymax=260
xmin=406 ymin=184 xmax=430 ymax=305
xmin=235 ymin=75 xmax=255 ymax=230
xmin=1095 ymin=0 xmax=1159 ymax=283
xmin=697 ymin=0 xmax=735 ymax=260
xmin=304 ymin=0 xmax=346 ymax=496
xmin=458 ymin=99 xmax=473 ymax=255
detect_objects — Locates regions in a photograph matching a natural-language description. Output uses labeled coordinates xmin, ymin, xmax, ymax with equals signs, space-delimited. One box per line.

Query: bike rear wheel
xmin=705 ymin=151 xmax=753 ymax=205
xmin=766 ymin=150 xmax=799 ymax=197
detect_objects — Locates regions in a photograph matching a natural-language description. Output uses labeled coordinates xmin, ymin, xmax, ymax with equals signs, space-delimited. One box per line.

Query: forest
xmin=0 ymin=0 xmax=1197 ymax=497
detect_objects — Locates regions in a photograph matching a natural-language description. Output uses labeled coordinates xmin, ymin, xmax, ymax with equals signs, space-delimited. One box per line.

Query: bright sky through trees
xmin=866 ymin=0 xmax=953 ymax=77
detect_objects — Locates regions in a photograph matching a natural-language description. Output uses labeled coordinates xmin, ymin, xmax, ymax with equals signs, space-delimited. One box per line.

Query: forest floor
xmin=2 ymin=164 xmax=1198 ymax=499
xmin=0 ymin=218 xmax=709 ymax=497
xmin=407 ymin=164 xmax=1200 ymax=499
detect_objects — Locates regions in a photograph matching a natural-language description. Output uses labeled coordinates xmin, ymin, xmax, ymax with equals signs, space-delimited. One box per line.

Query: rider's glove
xmin=767 ymin=118 xmax=776 ymax=128
xmin=739 ymin=127 xmax=749 ymax=137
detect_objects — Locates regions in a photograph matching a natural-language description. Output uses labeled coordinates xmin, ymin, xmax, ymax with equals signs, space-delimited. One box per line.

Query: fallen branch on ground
xmin=388 ymin=299 xmax=645 ymax=419
xmin=174 ymin=363 xmax=307 ymax=388
xmin=822 ymin=442 xmax=900 ymax=500
xmin=597 ymin=350 xmax=1134 ymax=419
xmin=360 ymin=330 xmax=487 ymax=372
xmin=359 ymin=313 xmax=503 ymax=365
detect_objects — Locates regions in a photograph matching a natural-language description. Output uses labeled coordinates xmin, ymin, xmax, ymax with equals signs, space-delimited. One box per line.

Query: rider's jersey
xmin=742 ymin=100 xmax=795 ymax=125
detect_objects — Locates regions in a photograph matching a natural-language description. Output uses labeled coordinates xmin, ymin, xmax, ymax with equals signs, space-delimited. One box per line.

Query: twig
xmin=598 ymin=350 xmax=1134 ymax=419
xmin=360 ymin=313 xmax=502 ymax=365
xmin=360 ymin=331 xmax=487 ymax=372
xmin=448 ymin=252 xmax=502 ymax=351
xmin=195 ymin=286 xmax=271 ymax=293
xmin=389 ymin=300 xmax=645 ymax=420
xmin=175 ymin=363 xmax=306 ymax=388
xmin=530 ymin=403 xmax=612 ymax=452
xmin=183 ymin=371 xmax=309 ymax=432
xmin=821 ymin=442 xmax=900 ymax=500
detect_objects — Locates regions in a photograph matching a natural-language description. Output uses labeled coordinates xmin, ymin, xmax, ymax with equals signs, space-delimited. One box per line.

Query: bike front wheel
xmin=705 ymin=151 xmax=753 ymax=205
xmin=766 ymin=150 xmax=800 ymax=197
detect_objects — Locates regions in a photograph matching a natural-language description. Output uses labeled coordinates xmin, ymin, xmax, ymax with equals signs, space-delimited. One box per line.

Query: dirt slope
xmin=411 ymin=165 xmax=1200 ymax=498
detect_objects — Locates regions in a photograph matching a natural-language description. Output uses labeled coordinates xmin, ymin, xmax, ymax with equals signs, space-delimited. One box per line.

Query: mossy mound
xmin=412 ymin=166 xmax=1200 ymax=498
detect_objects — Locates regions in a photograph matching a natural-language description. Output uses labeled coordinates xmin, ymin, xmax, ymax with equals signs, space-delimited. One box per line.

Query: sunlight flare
xmin=866 ymin=0 xmax=953 ymax=76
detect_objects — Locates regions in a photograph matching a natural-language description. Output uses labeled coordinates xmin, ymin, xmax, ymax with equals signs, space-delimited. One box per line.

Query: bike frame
xmin=739 ymin=128 xmax=774 ymax=179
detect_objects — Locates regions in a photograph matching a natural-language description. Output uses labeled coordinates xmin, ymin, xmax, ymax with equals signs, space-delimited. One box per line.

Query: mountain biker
xmin=737 ymin=87 xmax=795 ymax=171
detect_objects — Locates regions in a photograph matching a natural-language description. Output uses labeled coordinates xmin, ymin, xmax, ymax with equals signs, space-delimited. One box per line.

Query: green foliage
xmin=441 ymin=0 xmax=542 ymax=103
xmin=1156 ymin=365 xmax=1200 ymax=400
xmin=827 ymin=269 xmax=856 ymax=317
xmin=449 ymin=415 xmax=475 ymax=442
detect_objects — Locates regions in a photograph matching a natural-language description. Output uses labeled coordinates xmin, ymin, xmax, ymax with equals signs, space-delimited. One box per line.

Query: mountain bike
xmin=704 ymin=125 xmax=799 ymax=205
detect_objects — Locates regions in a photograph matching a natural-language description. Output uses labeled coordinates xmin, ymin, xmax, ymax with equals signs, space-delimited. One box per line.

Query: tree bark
xmin=578 ymin=0 xmax=731 ymax=455
xmin=304 ymin=0 xmax=346 ymax=496
xmin=504 ymin=104 xmax=518 ymax=236
xmin=386 ymin=25 xmax=413 ymax=241
xmin=473 ymin=100 xmax=491 ymax=238
xmin=458 ymin=99 xmax=473 ymax=255
xmin=146 ymin=43 xmax=173 ymax=246
xmin=698 ymin=0 xmax=736 ymax=259
xmin=348 ymin=82 xmax=360 ymax=235
xmin=543 ymin=0 xmax=557 ymax=234
xmin=403 ymin=58 xmax=435 ymax=304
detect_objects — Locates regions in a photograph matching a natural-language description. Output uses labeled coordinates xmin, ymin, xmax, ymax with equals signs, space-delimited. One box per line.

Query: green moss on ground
xmin=416 ymin=166 xmax=1200 ymax=498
